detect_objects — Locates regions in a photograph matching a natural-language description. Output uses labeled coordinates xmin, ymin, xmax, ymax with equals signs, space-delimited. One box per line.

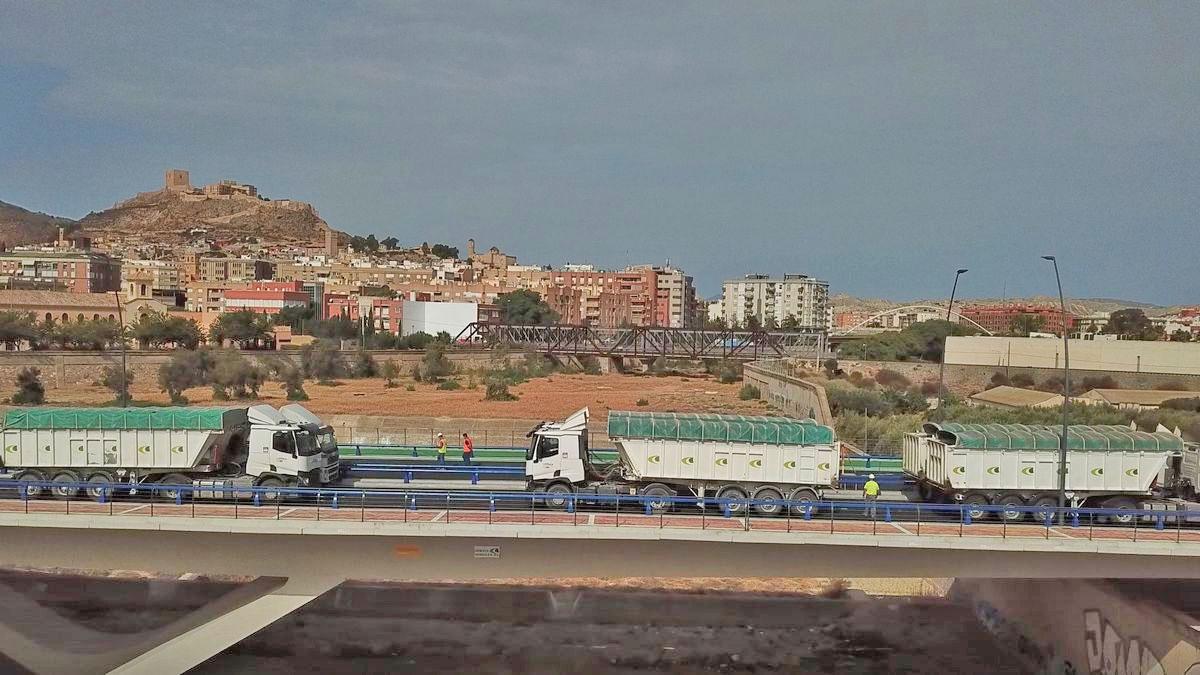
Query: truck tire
xmin=641 ymin=484 xmax=674 ymax=513
xmin=256 ymin=477 xmax=286 ymax=504
xmin=13 ymin=470 xmax=46 ymax=499
xmin=996 ymin=494 xmax=1026 ymax=522
xmin=716 ymin=486 xmax=748 ymax=514
xmin=1102 ymin=497 xmax=1139 ymax=525
xmin=788 ymin=488 xmax=819 ymax=517
xmin=1030 ymin=496 xmax=1059 ymax=523
xmin=752 ymin=486 xmax=784 ymax=516
xmin=51 ymin=470 xmax=82 ymax=500
xmin=963 ymin=493 xmax=990 ymax=521
xmin=157 ymin=473 xmax=193 ymax=502
xmin=543 ymin=482 xmax=573 ymax=510
xmin=85 ymin=472 xmax=114 ymax=502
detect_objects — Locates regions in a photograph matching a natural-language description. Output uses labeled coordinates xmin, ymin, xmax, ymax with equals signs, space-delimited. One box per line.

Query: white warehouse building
xmin=720 ymin=274 xmax=830 ymax=330
xmin=401 ymin=300 xmax=478 ymax=338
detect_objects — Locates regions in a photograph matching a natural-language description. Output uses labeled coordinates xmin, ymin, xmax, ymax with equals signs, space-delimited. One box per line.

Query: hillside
xmin=831 ymin=294 xmax=1164 ymax=316
xmin=77 ymin=189 xmax=335 ymax=244
xmin=0 ymin=200 xmax=76 ymax=247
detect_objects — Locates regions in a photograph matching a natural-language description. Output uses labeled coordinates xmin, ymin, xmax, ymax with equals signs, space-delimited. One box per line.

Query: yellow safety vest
xmin=436 ymin=439 xmax=447 ymax=454
xmin=864 ymin=480 xmax=880 ymax=496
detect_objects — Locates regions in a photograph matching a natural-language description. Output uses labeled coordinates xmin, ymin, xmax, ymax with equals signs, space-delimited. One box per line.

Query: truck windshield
xmin=316 ymin=429 xmax=336 ymax=452
xmin=295 ymin=432 xmax=321 ymax=457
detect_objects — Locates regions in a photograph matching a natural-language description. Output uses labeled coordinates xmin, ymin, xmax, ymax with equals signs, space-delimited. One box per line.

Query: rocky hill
xmin=0 ymin=200 xmax=76 ymax=247
xmin=77 ymin=189 xmax=335 ymax=244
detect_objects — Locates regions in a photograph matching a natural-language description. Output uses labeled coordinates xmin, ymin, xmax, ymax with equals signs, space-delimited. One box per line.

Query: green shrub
xmin=381 ymin=360 xmax=400 ymax=388
xmin=484 ymin=380 xmax=517 ymax=401
xmin=351 ymin=350 xmax=377 ymax=378
xmin=437 ymin=379 xmax=462 ymax=391
xmin=579 ymin=356 xmax=603 ymax=375
xmin=874 ymin=369 xmax=911 ymax=391
xmin=635 ymin=398 xmax=649 ymax=407
xmin=405 ymin=383 xmax=416 ymax=392
xmin=100 ymin=364 xmax=134 ymax=406
xmin=1009 ymin=373 xmax=1036 ymax=388
xmin=738 ymin=384 xmax=761 ymax=400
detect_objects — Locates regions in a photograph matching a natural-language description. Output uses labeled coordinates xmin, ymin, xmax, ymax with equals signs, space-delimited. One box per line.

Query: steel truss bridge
xmin=455 ymin=323 xmax=829 ymax=361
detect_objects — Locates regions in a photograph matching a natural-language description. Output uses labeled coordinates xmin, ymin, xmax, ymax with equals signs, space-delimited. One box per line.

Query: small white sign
xmin=474 ymin=545 xmax=501 ymax=559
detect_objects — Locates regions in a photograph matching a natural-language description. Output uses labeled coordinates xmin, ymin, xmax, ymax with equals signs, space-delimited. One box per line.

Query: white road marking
xmin=430 ymin=510 xmax=447 ymax=523
xmin=279 ymin=508 xmax=297 ymax=517
xmin=889 ymin=522 xmax=914 ymax=535
xmin=1050 ymin=527 xmax=1076 ymax=539
xmin=588 ymin=514 xmax=596 ymax=525
xmin=119 ymin=504 xmax=148 ymax=515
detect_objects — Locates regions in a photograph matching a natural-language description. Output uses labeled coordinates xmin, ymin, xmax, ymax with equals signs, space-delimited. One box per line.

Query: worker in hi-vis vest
xmin=862 ymin=474 xmax=881 ymax=519
xmin=435 ymin=432 xmax=447 ymax=464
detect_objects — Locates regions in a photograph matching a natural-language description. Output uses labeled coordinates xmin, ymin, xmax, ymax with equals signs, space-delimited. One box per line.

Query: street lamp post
xmin=1043 ymin=256 xmax=1071 ymax=519
xmin=935 ymin=268 xmax=968 ymax=418
xmin=112 ymin=290 xmax=129 ymax=407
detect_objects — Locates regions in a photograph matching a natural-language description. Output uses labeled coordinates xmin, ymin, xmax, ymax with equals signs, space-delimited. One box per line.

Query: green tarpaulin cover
xmin=4 ymin=407 xmax=232 ymax=431
xmin=924 ymin=422 xmax=1183 ymax=452
xmin=607 ymin=411 xmax=834 ymax=446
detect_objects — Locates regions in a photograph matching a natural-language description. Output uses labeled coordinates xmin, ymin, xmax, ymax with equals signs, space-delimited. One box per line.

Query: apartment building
xmin=960 ymin=303 xmax=1075 ymax=335
xmin=720 ymin=274 xmax=829 ymax=330
xmin=0 ymin=250 xmax=121 ymax=293
xmin=222 ymin=281 xmax=311 ymax=316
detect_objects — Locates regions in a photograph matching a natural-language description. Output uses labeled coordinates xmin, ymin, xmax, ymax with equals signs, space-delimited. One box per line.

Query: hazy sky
xmin=1 ymin=2 xmax=1197 ymax=303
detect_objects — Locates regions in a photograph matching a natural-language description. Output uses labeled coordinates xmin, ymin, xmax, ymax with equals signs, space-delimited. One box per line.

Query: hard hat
xmin=868 ymin=474 xmax=875 ymax=479
xmin=437 ymin=432 xmax=444 ymax=437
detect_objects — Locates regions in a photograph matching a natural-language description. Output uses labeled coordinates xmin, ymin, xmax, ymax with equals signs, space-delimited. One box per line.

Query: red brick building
xmin=960 ymin=303 xmax=1076 ymax=335
xmin=323 ymin=294 xmax=404 ymax=334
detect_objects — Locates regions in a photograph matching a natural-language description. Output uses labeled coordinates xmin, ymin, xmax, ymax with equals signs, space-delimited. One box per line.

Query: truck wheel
xmin=13 ymin=470 xmax=46 ymax=499
xmin=641 ymin=484 xmax=674 ymax=513
xmin=788 ymin=488 xmax=819 ymax=517
xmin=157 ymin=474 xmax=193 ymax=502
xmin=51 ymin=471 xmax=82 ymax=500
xmin=256 ymin=477 xmax=286 ymax=504
xmin=543 ymin=482 xmax=573 ymax=510
xmin=717 ymin=486 xmax=748 ymax=514
xmin=963 ymin=493 xmax=990 ymax=521
xmin=1102 ymin=497 xmax=1139 ymax=525
xmin=1030 ymin=496 xmax=1059 ymax=523
xmin=996 ymin=494 xmax=1026 ymax=522
xmin=752 ymin=487 xmax=784 ymax=516
xmin=85 ymin=472 xmax=114 ymax=502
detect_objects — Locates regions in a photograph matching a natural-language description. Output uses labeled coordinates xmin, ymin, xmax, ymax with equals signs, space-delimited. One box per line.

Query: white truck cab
xmin=243 ymin=405 xmax=335 ymax=486
xmin=526 ymin=407 xmax=590 ymax=487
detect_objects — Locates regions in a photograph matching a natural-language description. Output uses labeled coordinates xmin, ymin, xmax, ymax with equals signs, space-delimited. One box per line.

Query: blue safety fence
xmin=0 ymin=478 xmax=1196 ymax=542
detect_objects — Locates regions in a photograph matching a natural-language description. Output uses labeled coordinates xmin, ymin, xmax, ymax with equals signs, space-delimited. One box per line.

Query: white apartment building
xmin=720 ymin=274 xmax=829 ymax=330
xmin=653 ymin=266 xmax=697 ymax=328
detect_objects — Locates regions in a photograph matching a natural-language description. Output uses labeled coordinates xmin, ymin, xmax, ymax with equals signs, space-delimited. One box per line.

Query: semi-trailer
xmin=525 ymin=408 xmax=840 ymax=515
xmin=0 ymin=405 xmax=339 ymax=501
xmin=903 ymin=421 xmax=1195 ymax=522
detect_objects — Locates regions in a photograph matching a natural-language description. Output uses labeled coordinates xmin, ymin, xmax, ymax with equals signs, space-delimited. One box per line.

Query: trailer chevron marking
xmin=1125 ymin=468 xmax=1138 ymax=477
xmin=749 ymin=459 xmax=763 ymax=468
xmin=715 ymin=458 xmax=729 ymax=467
xmin=1091 ymin=468 xmax=1104 ymax=477
xmin=647 ymin=455 xmax=661 ymax=464
xmin=681 ymin=456 xmax=695 ymax=465
xmin=5 ymin=446 xmax=17 ymax=453
xmin=817 ymin=462 xmax=830 ymax=471
xmin=138 ymin=446 xmax=151 ymax=454
xmin=171 ymin=446 xmax=184 ymax=454
xmin=953 ymin=466 xmax=966 ymax=475
xmin=987 ymin=467 xmax=1000 ymax=475
xmin=1021 ymin=467 xmax=1034 ymax=476
xmin=784 ymin=460 xmax=797 ymax=469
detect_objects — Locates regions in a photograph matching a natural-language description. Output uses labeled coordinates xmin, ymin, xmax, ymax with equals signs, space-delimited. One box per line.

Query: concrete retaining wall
xmin=743 ymin=360 xmax=833 ymax=425
xmin=952 ymin=578 xmax=1200 ymax=675
xmin=836 ymin=359 xmax=1200 ymax=396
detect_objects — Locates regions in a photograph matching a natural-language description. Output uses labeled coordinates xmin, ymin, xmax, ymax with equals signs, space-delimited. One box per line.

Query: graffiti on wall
xmin=1079 ymin=609 xmax=1200 ymax=675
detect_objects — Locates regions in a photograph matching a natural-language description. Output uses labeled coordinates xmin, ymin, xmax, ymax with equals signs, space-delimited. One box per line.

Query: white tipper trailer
xmin=903 ymin=421 xmax=1190 ymax=521
xmin=525 ymin=408 xmax=840 ymax=516
xmin=1 ymin=405 xmax=339 ymax=501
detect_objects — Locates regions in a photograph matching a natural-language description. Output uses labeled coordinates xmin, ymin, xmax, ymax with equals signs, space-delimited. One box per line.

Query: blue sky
xmin=1 ymin=2 xmax=1197 ymax=303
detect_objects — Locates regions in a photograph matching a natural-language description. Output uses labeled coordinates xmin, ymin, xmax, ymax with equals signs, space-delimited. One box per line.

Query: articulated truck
xmin=903 ymin=422 xmax=1196 ymax=522
xmin=525 ymin=408 xmax=840 ymax=515
xmin=1 ymin=405 xmax=340 ymax=500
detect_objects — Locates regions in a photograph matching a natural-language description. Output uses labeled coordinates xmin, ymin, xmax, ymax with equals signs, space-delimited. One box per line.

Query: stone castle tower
xmin=165 ymin=169 xmax=191 ymax=192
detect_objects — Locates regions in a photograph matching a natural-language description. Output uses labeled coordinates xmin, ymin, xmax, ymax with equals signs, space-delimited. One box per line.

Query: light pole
xmin=112 ymin=290 xmax=129 ymax=407
xmin=1043 ymin=256 xmax=1071 ymax=519
xmin=935 ymin=268 xmax=968 ymax=418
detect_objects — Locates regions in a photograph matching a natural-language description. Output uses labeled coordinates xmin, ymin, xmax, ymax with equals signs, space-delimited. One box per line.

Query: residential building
xmin=833 ymin=307 xmax=944 ymax=332
xmin=222 ymin=281 xmax=311 ymax=316
xmin=0 ymin=250 xmax=121 ymax=293
xmin=122 ymin=260 xmax=183 ymax=306
xmin=194 ymin=256 xmax=274 ymax=284
xmin=324 ymin=294 xmax=404 ymax=334
xmin=720 ymin=274 xmax=829 ymax=331
xmin=960 ymin=303 xmax=1075 ymax=336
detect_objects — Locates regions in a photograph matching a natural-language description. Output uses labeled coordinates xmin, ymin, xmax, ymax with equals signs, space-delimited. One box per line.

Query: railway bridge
xmin=454 ymin=323 xmax=830 ymax=361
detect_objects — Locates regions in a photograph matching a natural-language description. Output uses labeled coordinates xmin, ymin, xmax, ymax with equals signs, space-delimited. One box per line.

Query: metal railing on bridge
xmin=454 ymin=323 xmax=829 ymax=361
xmin=1 ymin=479 xmax=1197 ymax=545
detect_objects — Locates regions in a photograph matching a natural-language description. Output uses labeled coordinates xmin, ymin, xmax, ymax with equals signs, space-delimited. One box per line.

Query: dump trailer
xmin=903 ymin=421 xmax=1187 ymax=521
xmin=0 ymin=405 xmax=338 ymax=501
xmin=525 ymin=407 xmax=840 ymax=516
